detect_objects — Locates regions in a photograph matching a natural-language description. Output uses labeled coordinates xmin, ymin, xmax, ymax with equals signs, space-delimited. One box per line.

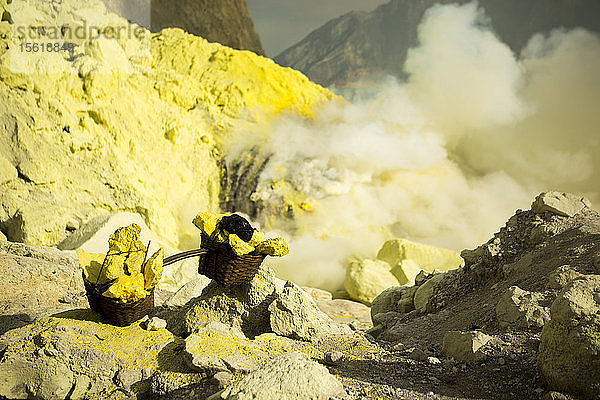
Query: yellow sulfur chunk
xmin=193 ymin=212 xmax=222 ymax=236
xmin=103 ymin=273 xmax=147 ymax=303
xmin=108 ymin=224 xmax=142 ymax=252
xmin=256 ymin=237 xmax=290 ymax=257
xmin=248 ymin=230 xmax=265 ymax=247
xmin=143 ymin=248 xmax=164 ymax=289
xmin=78 ymin=249 xmax=107 ymax=284
xmin=228 ymin=233 xmax=255 ymax=256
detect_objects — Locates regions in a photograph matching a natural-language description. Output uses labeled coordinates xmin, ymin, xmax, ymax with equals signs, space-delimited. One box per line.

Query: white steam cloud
xmin=227 ymin=2 xmax=600 ymax=290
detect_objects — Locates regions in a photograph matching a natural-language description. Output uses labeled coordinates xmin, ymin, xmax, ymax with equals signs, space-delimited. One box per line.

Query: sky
xmin=246 ymin=0 xmax=389 ymax=56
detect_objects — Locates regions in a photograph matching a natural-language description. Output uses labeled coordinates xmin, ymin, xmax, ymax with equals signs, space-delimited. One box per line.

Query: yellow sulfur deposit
xmin=193 ymin=211 xmax=290 ymax=258
xmin=0 ymin=0 xmax=335 ymax=250
xmin=78 ymin=223 xmax=164 ymax=302
xmin=256 ymin=237 xmax=290 ymax=257
xmin=78 ymin=249 xmax=107 ymax=284
xmin=248 ymin=230 xmax=265 ymax=247
xmin=143 ymin=248 xmax=165 ymax=290
xmin=102 ymin=273 xmax=147 ymax=303
xmin=228 ymin=233 xmax=256 ymax=256
xmin=192 ymin=212 xmax=223 ymax=236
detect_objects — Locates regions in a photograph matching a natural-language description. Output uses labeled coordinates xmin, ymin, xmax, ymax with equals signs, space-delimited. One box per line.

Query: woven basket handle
xmin=163 ymin=248 xmax=209 ymax=267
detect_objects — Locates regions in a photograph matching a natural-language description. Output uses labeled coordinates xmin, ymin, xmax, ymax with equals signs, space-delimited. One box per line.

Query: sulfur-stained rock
xmin=143 ymin=248 xmax=165 ymax=289
xmin=538 ymin=275 xmax=600 ymax=398
xmin=0 ymin=314 xmax=176 ymax=399
xmin=345 ymin=258 xmax=399 ymax=305
xmin=0 ymin=242 xmax=86 ymax=335
xmin=0 ymin=0 xmax=333 ymax=260
xmin=268 ymin=282 xmax=352 ymax=341
xmin=0 ymin=230 xmax=7 ymax=242
xmin=255 ymin=237 xmax=290 ymax=257
xmin=376 ymin=238 xmax=463 ymax=273
xmin=208 ymin=351 xmax=345 ymax=400
xmin=496 ymin=286 xmax=550 ymax=329
xmin=3 ymin=203 xmax=69 ymax=246
xmin=183 ymin=266 xmax=285 ymax=338
xmin=531 ymin=192 xmax=591 ymax=217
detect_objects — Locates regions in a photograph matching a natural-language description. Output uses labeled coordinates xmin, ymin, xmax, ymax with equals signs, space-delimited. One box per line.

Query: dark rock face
xmin=150 ymin=0 xmax=265 ymax=55
xmin=275 ymin=0 xmax=600 ymax=87
xmin=103 ymin=0 xmax=265 ymax=55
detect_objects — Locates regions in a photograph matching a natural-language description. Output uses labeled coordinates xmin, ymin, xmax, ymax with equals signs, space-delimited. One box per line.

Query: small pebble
xmin=427 ymin=356 xmax=441 ymax=365
xmin=324 ymin=351 xmax=344 ymax=365
xmin=497 ymin=357 xmax=506 ymax=365
xmin=408 ymin=348 xmax=428 ymax=362
xmin=392 ymin=342 xmax=405 ymax=352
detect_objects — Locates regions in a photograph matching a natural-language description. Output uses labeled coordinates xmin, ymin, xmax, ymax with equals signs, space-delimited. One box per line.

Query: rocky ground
xmin=0 ymin=192 xmax=598 ymax=400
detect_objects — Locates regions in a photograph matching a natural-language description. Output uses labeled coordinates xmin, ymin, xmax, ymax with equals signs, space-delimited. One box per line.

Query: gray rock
xmin=183 ymin=266 xmax=285 ymax=338
xmin=165 ymin=277 xmax=212 ymax=307
xmin=539 ymin=275 xmax=600 ymax=398
xmin=408 ymin=348 xmax=428 ymax=362
xmin=370 ymin=286 xmax=408 ymax=319
xmin=269 ymin=282 xmax=352 ymax=341
xmin=531 ymin=192 xmax=591 ymax=217
xmin=546 ymin=266 xmax=583 ymax=290
xmin=372 ymin=311 xmax=402 ymax=327
xmin=442 ymin=331 xmax=492 ymax=363
xmin=414 ymin=273 xmax=447 ymax=311
xmin=0 ymin=155 xmax=18 ymax=185
xmin=0 ymin=242 xmax=86 ymax=335
xmin=208 ymin=351 xmax=346 ymax=400
xmin=496 ymin=286 xmax=550 ymax=329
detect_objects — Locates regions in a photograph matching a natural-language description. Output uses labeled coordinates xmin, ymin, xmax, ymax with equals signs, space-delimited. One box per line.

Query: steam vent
xmin=0 ymin=0 xmax=599 ymax=399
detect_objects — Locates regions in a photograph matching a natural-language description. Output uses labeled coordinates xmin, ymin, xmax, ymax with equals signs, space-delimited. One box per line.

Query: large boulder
xmin=0 ymin=314 xmax=176 ymax=399
xmin=268 ymin=282 xmax=352 ymax=341
xmin=208 ymin=351 xmax=346 ymax=400
xmin=376 ymin=238 xmax=463 ymax=273
xmin=546 ymin=266 xmax=584 ymax=290
xmin=531 ymin=192 xmax=591 ymax=217
xmin=539 ymin=275 xmax=600 ymax=398
xmin=182 ymin=266 xmax=285 ymax=338
xmin=496 ymin=286 xmax=550 ymax=329
xmin=0 ymin=241 xmax=87 ymax=335
xmin=344 ymin=258 xmax=399 ymax=305
xmin=3 ymin=203 xmax=70 ymax=246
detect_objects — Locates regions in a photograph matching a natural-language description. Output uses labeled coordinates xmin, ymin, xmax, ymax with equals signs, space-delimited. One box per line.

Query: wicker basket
xmin=83 ymin=272 xmax=154 ymax=327
xmin=198 ymin=232 xmax=266 ymax=286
